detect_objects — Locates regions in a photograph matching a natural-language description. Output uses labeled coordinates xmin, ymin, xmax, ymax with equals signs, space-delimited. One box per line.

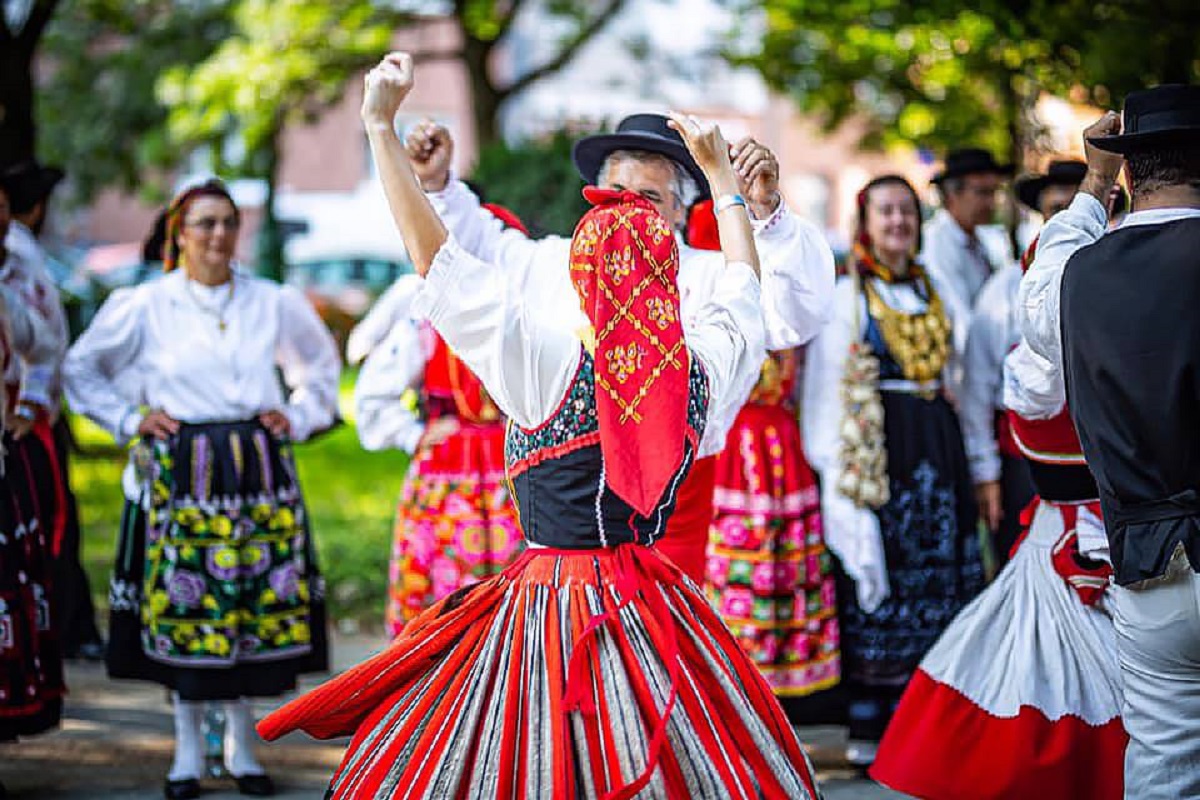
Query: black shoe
xmin=163 ymin=778 xmax=201 ymax=799
xmin=234 ymin=774 xmax=275 ymax=796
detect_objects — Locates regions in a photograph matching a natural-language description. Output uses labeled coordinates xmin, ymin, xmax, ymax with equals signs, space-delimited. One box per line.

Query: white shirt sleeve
xmin=352 ymin=319 xmax=427 ymax=453
xmin=63 ymin=287 xmax=148 ymax=444
xmin=684 ymin=261 xmax=766 ymax=440
xmin=1017 ymin=193 xmax=1107 ymax=367
xmin=801 ymin=277 xmax=887 ymax=603
xmin=751 ymin=201 xmax=837 ymax=349
xmin=961 ymin=282 xmax=1007 ymax=484
xmin=274 ymin=286 xmax=342 ymax=442
xmin=411 ymin=237 xmax=580 ymax=429
xmin=18 ymin=264 xmax=69 ymax=410
xmin=1002 ymin=338 xmax=1067 ymax=420
xmin=345 ymin=274 xmax=423 ymax=365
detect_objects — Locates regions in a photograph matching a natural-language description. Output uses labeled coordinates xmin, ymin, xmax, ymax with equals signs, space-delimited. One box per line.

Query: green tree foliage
xmin=470 ymin=129 xmax=593 ymax=236
xmin=37 ymin=0 xmax=233 ymax=202
xmin=157 ymin=0 xmax=394 ymax=279
xmin=734 ymin=0 xmax=1200 ymax=168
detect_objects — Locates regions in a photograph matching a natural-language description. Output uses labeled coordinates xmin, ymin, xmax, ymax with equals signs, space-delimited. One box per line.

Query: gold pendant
xmin=219 ymin=320 xmax=227 ymax=333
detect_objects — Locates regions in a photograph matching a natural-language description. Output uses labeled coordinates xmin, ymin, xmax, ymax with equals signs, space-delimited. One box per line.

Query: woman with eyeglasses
xmin=64 ymin=179 xmax=341 ymax=800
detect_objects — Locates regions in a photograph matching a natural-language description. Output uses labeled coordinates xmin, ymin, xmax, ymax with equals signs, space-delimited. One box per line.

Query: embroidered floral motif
xmin=606 ymin=342 xmax=647 ymax=384
xmin=645 ymin=296 xmax=678 ymax=331
xmin=604 ymin=245 xmax=636 ymax=285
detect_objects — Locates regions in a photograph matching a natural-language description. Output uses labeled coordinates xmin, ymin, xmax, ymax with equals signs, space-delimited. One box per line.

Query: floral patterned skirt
xmin=706 ymin=403 xmax=840 ymax=697
xmin=0 ymin=431 xmax=64 ymax=740
xmin=386 ymin=421 xmax=522 ymax=635
xmin=107 ymin=420 xmax=328 ymax=701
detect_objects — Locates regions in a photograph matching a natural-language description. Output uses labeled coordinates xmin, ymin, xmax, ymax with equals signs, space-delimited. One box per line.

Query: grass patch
xmin=71 ymin=372 xmax=410 ymax=631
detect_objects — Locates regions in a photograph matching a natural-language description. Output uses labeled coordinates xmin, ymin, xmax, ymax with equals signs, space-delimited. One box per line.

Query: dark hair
xmin=142 ymin=209 xmax=169 ymax=264
xmin=938 ymin=176 xmax=965 ymax=200
xmin=1126 ymin=146 xmax=1200 ymax=196
xmin=855 ymin=174 xmax=924 ymax=254
xmin=163 ymin=178 xmax=239 ymax=272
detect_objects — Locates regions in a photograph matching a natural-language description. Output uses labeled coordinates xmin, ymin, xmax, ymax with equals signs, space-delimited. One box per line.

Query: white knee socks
xmin=222 ymin=698 xmax=266 ymax=778
xmin=168 ymin=696 xmax=205 ymax=782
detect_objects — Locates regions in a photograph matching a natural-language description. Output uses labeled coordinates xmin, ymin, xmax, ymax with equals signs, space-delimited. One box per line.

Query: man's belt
xmin=1108 ymin=488 xmax=1200 ymax=527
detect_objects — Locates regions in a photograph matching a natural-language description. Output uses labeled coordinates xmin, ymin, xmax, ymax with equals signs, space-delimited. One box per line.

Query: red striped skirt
xmin=259 ymin=545 xmax=819 ymax=799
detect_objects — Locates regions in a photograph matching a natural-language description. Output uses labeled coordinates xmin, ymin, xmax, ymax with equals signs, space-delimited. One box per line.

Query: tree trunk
xmin=462 ymin=34 xmax=502 ymax=147
xmin=1003 ymin=74 xmax=1025 ymax=259
xmin=255 ymin=129 xmax=285 ymax=283
xmin=0 ymin=42 xmax=37 ymax=166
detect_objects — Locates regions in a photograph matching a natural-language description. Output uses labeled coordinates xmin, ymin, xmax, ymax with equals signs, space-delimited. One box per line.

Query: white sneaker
xmin=845 ymin=739 xmax=878 ymax=767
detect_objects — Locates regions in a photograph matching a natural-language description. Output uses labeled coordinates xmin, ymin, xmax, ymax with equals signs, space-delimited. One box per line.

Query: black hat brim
xmin=572 ymin=133 xmax=711 ymax=201
xmin=4 ymin=165 xmax=65 ymax=211
xmin=1014 ymin=174 xmax=1084 ymax=212
xmin=1088 ymin=127 xmax=1199 ymax=155
xmin=931 ymin=163 xmax=1016 ymax=185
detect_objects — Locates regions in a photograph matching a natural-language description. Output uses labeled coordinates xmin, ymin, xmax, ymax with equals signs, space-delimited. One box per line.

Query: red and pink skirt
xmin=706 ymin=403 xmax=840 ymax=696
xmin=385 ymin=421 xmax=523 ymax=634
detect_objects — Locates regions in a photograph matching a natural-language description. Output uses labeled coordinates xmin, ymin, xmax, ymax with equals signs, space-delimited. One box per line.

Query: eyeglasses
xmin=184 ymin=216 xmax=240 ymax=233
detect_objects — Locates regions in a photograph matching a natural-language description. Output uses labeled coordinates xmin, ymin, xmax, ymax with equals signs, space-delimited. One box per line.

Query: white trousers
xmin=1112 ymin=548 xmax=1200 ymax=800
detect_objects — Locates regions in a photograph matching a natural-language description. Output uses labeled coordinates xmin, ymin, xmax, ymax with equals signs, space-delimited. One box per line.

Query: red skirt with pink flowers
xmin=705 ymin=403 xmax=840 ymax=696
xmin=386 ymin=420 xmax=523 ymax=634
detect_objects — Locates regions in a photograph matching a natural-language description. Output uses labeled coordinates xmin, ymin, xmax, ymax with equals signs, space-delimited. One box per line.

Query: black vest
xmin=1060 ymin=217 xmax=1200 ymax=584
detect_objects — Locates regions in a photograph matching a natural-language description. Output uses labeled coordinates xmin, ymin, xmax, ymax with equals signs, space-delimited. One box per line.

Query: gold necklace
xmin=864 ymin=273 xmax=950 ymax=383
xmin=185 ymin=272 xmax=236 ymax=333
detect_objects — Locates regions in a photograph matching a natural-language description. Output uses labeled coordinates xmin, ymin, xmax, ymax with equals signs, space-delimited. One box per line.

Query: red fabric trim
xmin=505 ymin=431 xmax=602 ymax=480
xmin=655 ymin=455 xmax=717 ymax=583
xmin=872 ymin=670 xmax=1126 ymax=800
xmin=1007 ymin=407 xmax=1085 ymax=464
xmin=31 ymin=419 xmax=67 ymax=558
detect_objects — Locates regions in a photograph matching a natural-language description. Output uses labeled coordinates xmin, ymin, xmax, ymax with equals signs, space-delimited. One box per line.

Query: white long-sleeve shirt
xmin=961 ymin=263 xmax=1022 ymax=484
xmin=1018 ymin=193 xmax=1200 ymax=368
xmin=1 ymin=225 xmax=68 ymax=411
xmin=409 ymin=236 xmax=764 ymax=442
xmin=428 ymin=179 xmax=834 ymax=456
xmin=64 ymin=268 xmax=341 ymax=446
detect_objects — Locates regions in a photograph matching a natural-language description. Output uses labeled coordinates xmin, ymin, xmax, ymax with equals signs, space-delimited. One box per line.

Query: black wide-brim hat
xmin=1014 ymin=159 xmax=1088 ymax=211
xmin=572 ymin=113 xmax=711 ymax=201
xmin=1 ymin=159 xmax=65 ymax=212
xmin=931 ymin=147 xmax=1015 ymax=185
xmin=1090 ymin=84 xmax=1200 ymax=154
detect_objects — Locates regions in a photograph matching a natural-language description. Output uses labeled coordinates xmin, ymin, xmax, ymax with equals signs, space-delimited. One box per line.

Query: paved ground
xmin=0 ymin=635 xmax=909 ymax=799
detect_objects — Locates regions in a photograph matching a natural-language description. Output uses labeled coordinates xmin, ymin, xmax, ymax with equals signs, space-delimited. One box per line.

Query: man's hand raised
xmin=405 ymin=120 xmax=454 ymax=193
xmin=1080 ymin=111 xmax=1124 ymax=204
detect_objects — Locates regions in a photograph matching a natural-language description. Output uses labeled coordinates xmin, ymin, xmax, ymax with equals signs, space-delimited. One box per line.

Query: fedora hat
xmin=931 ymin=147 xmax=1014 ymax=185
xmin=572 ymin=114 xmax=710 ymax=201
xmin=1089 ymin=84 xmax=1200 ymax=154
xmin=2 ymin=159 xmax=64 ymax=215
xmin=1014 ymin=159 xmax=1088 ymax=211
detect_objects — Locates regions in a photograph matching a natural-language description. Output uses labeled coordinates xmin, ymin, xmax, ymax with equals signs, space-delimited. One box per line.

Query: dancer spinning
xmin=870 ymin=268 xmax=1125 ymax=799
xmin=65 ymin=179 xmax=340 ymax=799
xmin=258 ymin=53 xmax=821 ymax=800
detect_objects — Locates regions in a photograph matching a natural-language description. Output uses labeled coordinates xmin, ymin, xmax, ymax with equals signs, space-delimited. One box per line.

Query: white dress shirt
xmin=64 ymin=268 xmax=341 ymax=446
xmin=1018 ymin=193 xmax=1200 ymax=369
xmin=428 ymin=180 xmax=835 ymax=456
xmin=961 ymin=263 xmax=1022 ymax=484
xmin=409 ymin=236 xmax=765 ymax=442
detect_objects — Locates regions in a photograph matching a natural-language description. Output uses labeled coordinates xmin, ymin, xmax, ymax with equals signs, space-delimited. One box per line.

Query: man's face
xmin=599 ymin=156 xmax=686 ymax=230
xmin=1038 ymin=184 xmax=1076 ymax=219
xmin=947 ymin=172 xmax=1001 ymax=230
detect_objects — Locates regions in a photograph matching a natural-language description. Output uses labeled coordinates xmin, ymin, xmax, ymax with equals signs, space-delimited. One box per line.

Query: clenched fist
xmin=362 ymin=52 xmax=415 ymax=127
xmin=405 ymin=120 xmax=455 ymax=193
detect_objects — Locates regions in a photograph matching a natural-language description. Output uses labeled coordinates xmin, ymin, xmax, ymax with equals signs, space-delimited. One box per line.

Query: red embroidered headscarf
xmin=569 ymin=187 xmax=693 ymax=517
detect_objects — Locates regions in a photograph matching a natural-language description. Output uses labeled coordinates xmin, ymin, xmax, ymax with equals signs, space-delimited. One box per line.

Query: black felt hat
xmin=1089 ymin=85 xmax=1200 ymax=154
xmin=931 ymin=148 xmax=1014 ymax=185
xmin=1014 ymin=159 xmax=1088 ymax=211
xmin=572 ymin=114 xmax=710 ymax=201
xmin=1 ymin=159 xmax=65 ymax=214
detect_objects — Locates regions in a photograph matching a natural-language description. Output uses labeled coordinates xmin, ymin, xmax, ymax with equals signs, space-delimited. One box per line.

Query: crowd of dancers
xmin=3 ymin=48 xmax=1199 ymax=800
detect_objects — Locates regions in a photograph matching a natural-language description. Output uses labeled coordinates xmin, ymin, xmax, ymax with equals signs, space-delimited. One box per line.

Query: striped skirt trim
xmin=259 ymin=545 xmax=820 ymax=800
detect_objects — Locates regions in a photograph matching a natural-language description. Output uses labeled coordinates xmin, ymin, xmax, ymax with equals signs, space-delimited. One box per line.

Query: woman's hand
xmin=361 ymin=52 xmax=415 ymax=127
xmin=259 ymin=410 xmax=292 ymax=438
xmin=417 ymin=417 xmax=460 ymax=452
xmin=666 ymin=113 xmax=735 ymax=188
xmin=138 ymin=410 xmax=181 ymax=440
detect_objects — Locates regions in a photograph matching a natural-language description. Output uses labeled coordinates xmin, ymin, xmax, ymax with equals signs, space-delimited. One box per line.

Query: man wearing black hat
xmin=959 ymin=160 xmax=1088 ymax=566
xmin=923 ymin=148 xmax=1016 ymax=357
xmin=402 ymin=114 xmax=835 ymax=583
xmin=1020 ymin=86 xmax=1200 ymax=798
xmin=2 ymin=159 xmax=105 ymax=662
